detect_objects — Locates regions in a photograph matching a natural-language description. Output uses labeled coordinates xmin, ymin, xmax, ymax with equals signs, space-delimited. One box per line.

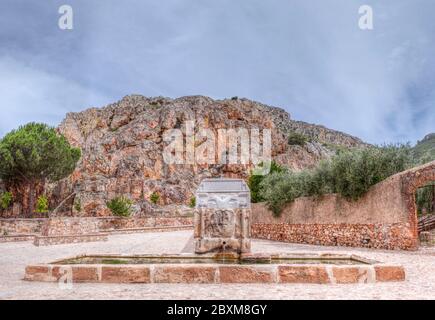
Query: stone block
xmin=101 ymin=266 xmax=150 ymax=283
xmin=332 ymin=266 xmax=373 ymax=284
xmin=375 ymin=266 xmax=405 ymax=282
xmin=153 ymin=266 xmax=216 ymax=283
xmin=278 ymin=266 xmax=329 ymax=284
xmin=72 ymin=266 xmax=99 ymax=282
xmin=219 ymin=266 xmax=275 ymax=283
xmin=24 ymin=265 xmax=50 ymax=282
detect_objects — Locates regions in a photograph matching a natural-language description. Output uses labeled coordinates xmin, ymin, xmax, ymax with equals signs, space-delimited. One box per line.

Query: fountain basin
xmin=24 ymin=253 xmax=405 ymax=284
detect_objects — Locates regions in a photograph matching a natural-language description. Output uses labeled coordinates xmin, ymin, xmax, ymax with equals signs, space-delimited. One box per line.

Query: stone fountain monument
xmin=194 ymin=178 xmax=251 ymax=254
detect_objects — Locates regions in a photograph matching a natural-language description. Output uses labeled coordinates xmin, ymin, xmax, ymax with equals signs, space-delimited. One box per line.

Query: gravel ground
xmin=0 ymin=230 xmax=434 ymax=300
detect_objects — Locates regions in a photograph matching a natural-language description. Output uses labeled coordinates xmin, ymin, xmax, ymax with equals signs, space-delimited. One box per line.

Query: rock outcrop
xmin=48 ymin=95 xmax=365 ymax=216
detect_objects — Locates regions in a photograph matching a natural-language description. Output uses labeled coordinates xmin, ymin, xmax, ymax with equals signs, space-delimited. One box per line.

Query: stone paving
xmin=0 ymin=230 xmax=434 ymax=300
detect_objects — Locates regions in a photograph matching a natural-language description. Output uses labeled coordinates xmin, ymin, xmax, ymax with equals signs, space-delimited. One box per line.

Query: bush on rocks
xmin=107 ymin=196 xmax=133 ymax=217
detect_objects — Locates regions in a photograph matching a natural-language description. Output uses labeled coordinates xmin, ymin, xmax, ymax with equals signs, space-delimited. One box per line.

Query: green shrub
xmin=231 ymin=96 xmax=238 ymax=100
xmin=35 ymin=195 xmax=49 ymax=213
xmin=330 ymin=144 xmax=411 ymax=200
xmin=248 ymin=161 xmax=285 ymax=203
xmin=150 ymin=192 xmax=160 ymax=205
xmin=260 ymin=144 xmax=412 ymax=216
xmin=189 ymin=197 xmax=196 ymax=208
xmin=0 ymin=192 xmax=13 ymax=210
xmin=260 ymin=171 xmax=305 ymax=216
xmin=416 ymin=184 xmax=434 ymax=215
xmin=288 ymin=132 xmax=309 ymax=146
xmin=107 ymin=196 xmax=133 ymax=217
xmin=74 ymin=198 xmax=81 ymax=212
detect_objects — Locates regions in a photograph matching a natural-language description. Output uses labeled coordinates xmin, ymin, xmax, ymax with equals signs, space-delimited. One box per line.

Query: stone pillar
xmin=194 ymin=208 xmax=251 ymax=254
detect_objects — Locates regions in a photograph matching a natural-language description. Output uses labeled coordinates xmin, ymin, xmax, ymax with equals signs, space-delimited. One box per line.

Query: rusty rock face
xmin=42 ymin=95 xmax=364 ymax=217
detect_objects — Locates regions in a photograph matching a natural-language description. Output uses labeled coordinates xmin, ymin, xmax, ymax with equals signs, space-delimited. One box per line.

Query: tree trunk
xmin=432 ymin=184 xmax=434 ymax=214
xmin=27 ymin=179 xmax=36 ymax=217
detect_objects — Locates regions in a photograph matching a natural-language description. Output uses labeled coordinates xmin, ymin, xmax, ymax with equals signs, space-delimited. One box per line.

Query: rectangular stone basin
xmin=24 ymin=253 xmax=405 ymax=284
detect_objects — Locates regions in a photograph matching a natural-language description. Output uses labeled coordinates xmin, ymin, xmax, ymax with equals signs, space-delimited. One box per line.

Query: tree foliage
xmin=248 ymin=161 xmax=285 ymax=203
xmin=416 ymin=184 xmax=434 ymax=216
xmin=0 ymin=123 xmax=81 ymax=182
xmin=260 ymin=144 xmax=413 ymax=216
xmin=0 ymin=192 xmax=13 ymax=210
xmin=0 ymin=123 xmax=81 ymax=214
xmin=287 ymin=132 xmax=309 ymax=146
xmin=36 ymin=195 xmax=49 ymax=213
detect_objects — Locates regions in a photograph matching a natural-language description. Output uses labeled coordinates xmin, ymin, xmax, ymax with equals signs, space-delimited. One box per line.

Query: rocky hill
xmin=413 ymin=133 xmax=435 ymax=162
xmin=49 ymin=95 xmax=366 ymax=216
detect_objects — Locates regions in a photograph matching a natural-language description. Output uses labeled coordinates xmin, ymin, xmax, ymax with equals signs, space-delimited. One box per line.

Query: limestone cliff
xmin=49 ymin=95 xmax=365 ymax=216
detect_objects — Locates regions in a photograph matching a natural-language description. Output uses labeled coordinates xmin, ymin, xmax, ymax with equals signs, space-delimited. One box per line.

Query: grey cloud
xmin=0 ymin=0 xmax=434 ymax=143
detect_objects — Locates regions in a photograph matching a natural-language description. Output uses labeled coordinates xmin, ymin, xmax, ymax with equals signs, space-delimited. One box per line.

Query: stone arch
xmin=400 ymin=160 xmax=435 ymax=242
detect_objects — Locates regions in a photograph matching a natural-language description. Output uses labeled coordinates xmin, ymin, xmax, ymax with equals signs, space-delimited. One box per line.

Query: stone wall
xmin=0 ymin=216 xmax=193 ymax=237
xmin=41 ymin=218 xmax=100 ymax=236
xmin=251 ymin=161 xmax=435 ymax=250
xmin=97 ymin=216 xmax=193 ymax=231
xmin=0 ymin=218 xmax=45 ymax=235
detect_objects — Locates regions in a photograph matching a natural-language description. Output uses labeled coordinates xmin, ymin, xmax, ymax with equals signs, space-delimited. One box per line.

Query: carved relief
xmin=204 ymin=209 xmax=234 ymax=237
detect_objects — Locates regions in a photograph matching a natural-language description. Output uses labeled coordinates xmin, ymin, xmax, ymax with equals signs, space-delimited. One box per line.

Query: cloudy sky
xmin=0 ymin=0 xmax=434 ymax=144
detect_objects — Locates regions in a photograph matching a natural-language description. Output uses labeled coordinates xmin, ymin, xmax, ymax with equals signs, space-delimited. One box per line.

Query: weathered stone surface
xmin=251 ymin=222 xmax=416 ymax=250
xmin=72 ymin=266 xmax=99 ymax=282
xmin=41 ymin=218 xmax=99 ymax=236
xmin=194 ymin=208 xmax=251 ymax=254
xmin=332 ymin=266 xmax=373 ymax=284
xmin=101 ymin=266 xmax=150 ymax=283
xmin=219 ymin=266 xmax=274 ymax=283
xmin=0 ymin=218 xmax=45 ymax=235
xmin=278 ymin=266 xmax=329 ymax=284
xmin=153 ymin=266 xmax=216 ymax=283
xmin=24 ymin=266 xmax=50 ymax=282
xmin=374 ymin=266 xmax=405 ymax=282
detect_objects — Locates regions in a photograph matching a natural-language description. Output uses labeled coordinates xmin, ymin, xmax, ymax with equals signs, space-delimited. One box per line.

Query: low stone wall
xmin=41 ymin=218 xmax=100 ymax=236
xmin=34 ymin=234 xmax=108 ymax=246
xmin=0 ymin=235 xmax=35 ymax=243
xmin=251 ymin=161 xmax=435 ymax=250
xmin=251 ymin=222 xmax=415 ymax=250
xmin=0 ymin=218 xmax=45 ymax=235
xmin=96 ymin=216 xmax=193 ymax=231
xmin=0 ymin=216 xmax=193 ymax=245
